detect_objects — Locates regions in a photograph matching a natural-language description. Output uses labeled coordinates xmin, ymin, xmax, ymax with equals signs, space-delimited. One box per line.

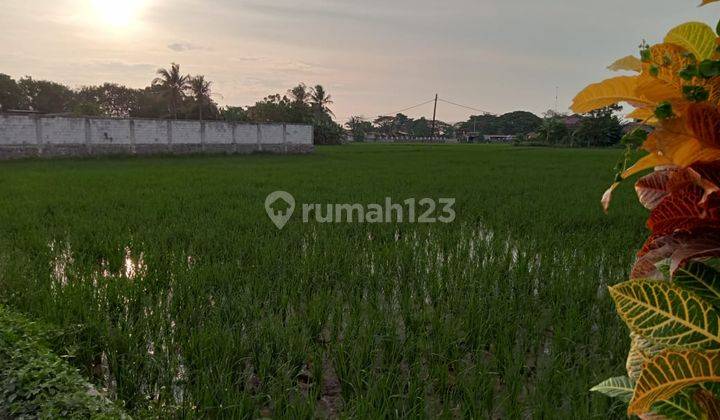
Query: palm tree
xmin=288 ymin=83 xmax=310 ymax=106
xmin=310 ymin=85 xmax=334 ymax=117
xmin=152 ymin=63 xmax=190 ymax=119
xmin=188 ymin=75 xmax=212 ymax=121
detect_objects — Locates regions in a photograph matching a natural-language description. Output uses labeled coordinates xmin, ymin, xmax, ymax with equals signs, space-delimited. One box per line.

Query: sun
xmin=91 ymin=0 xmax=143 ymax=28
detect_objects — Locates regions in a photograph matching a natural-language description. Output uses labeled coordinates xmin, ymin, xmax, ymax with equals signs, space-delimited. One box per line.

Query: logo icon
xmin=265 ymin=191 xmax=295 ymax=229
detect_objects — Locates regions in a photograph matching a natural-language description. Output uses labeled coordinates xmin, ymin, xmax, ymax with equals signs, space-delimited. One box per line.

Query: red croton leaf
xmin=632 ymin=229 xmax=720 ymax=279
xmin=687 ymin=102 xmax=720 ymax=149
xmin=691 ymin=161 xmax=720 ymax=186
xmin=647 ymin=185 xmax=720 ymax=236
xmin=635 ymin=162 xmax=720 ymax=211
xmin=635 ymin=170 xmax=674 ymax=211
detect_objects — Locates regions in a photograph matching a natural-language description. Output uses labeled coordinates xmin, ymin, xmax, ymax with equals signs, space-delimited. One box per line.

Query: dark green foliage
xmin=458 ymin=111 xmax=542 ymax=138
xmin=345 ymin=117 xmax=373 ymax=141
xmin=572 ymin=106 xmax=625 ymax=148
xmin=680 ymin=65 xmax=699 ymax=81
xmin=699 ymin=60 xmax=720 ymax=78
xmin=621 ymin=129 xmax=649 ymax=148
xmin=0 ymin=307 xmax=126 ymax=419
xmin=0 ymin=74 xmax=27 ymax=112
xmin=221 ymin=106 xmax=249 ymax=122
xmin=683 ymin=85 xmax=710 ymax=102
xmin=18 ymin=77 xmax=77 ymax=114
xmin=245 ymin=85 xmax=345 ymax=145
xmin=536 ymin=115 xmax=571 ymax=145
xmin=655 ymin=101 xmax=674 ymax=119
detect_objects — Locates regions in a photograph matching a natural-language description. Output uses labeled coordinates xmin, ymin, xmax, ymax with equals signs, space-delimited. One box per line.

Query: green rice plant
xmin=0 ymin=144 xmax=646 ymax=417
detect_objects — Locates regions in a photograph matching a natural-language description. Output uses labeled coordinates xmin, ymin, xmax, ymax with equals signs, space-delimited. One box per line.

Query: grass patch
xmin=0 ymin=144 xmax=645 ymax=417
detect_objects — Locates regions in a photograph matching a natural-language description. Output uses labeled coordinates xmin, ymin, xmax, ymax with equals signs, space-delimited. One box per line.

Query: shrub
xmin=0 ymin=306 xmax=127 ymax=419
xmin=573 ymin=4 xmax=720 ymax=417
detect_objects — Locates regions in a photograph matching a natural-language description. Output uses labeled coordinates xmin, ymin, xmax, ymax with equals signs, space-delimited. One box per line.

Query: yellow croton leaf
xmin=637 ymin=74 xmax=684 ymax=103
xmin=626 ymin=108 xmax=658 ymax=125
xmin=608 ymin=55 xmax=642 ymax=72
xmin=622 ymin=153 xmax=673 ymax=178
xmin=572 ymin=76 xmax=655 ymax=114
xmin=622 ymin=119 xmax=720 ymax=178
xmin=626 ymin=107 xmax=653 ymax=119
xmin=628 ymin=350 xmax=720 ymax=415
xmin=664 ymin=22 xmax=717 ymax=61
xmin=642 ymin=43 xmax=696 ymax=92
xmin=701 ymin=0 xmax=720 ymax=5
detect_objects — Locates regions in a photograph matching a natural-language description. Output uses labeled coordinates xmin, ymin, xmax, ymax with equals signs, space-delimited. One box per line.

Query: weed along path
xmin=0 ymin=144 xmax=647 ymax=418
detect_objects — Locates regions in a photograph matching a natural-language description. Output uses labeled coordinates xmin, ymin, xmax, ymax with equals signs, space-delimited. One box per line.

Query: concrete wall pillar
xmin=257 ymin=124 xmax=262 ymax=152
xmin=84 ymin=118 xmax=91 ymax=155
xmin=167 ymin=120 xmax=173 ymax=153
xmin=232 ymin=123 xmax=238 ymax=154
xmin=283 ymin=124 xmax=288 ymax=153
xmin=129 ymin=119 xmax=136 ymax=154
xmin=34 ymin=116 xmax=43 ymax=154
xmin=200 ymin=121 xmax=206 ymax=152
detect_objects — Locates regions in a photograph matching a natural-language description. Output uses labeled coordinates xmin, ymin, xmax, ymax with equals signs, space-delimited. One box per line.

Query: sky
xmin=1 ymin=0 xmax=717 ymax=122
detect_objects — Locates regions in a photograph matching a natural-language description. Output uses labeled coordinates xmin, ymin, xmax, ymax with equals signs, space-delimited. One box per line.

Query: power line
xmin=382 ymin=98 xmax=437 ymax=117
xmin=339 ymin=96 xmax=493 ymax=123
xmin=437 ymin=98 xmax=492 ymax=115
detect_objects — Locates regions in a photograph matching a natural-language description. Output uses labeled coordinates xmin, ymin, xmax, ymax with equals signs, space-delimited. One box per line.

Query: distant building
xmin=561 ymin=114 xmax=582 ymax=128
xmin=622 ymin=121 xmax=653 ymax=134
xmin=483 ymin=135 xmax=516 ymax=143
xmin=2 ymin=109 xmax=41 ymax=115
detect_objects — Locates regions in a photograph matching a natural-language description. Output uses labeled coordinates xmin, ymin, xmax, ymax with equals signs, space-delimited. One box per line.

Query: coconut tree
xmin=288 ymin=83 xmax=310 ymax=106
xmin=310 ymin=84 xmax=334 ymax=117
xmin=188 ymin=75 xmax=212 ymax=121
xmin=152 ymin=63 xmax=190 ymax=119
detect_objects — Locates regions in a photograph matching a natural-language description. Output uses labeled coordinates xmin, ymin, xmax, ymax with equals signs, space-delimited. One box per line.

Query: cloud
xmin=86 ymin=60 xmax=155 ymax=73
xmin=167 ymin=41 xmax=210 ymax=52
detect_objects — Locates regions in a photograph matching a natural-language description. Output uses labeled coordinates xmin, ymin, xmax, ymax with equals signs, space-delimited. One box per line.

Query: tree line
xmin=533 ymin=106 xmax=625 ymax=148
xmin=0 ymin=63 xmax=344 ymax=145
xmin=344 ymin=107 xmax=626 ymax=148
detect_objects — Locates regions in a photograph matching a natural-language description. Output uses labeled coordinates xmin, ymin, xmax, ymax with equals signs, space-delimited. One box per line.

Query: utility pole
xmin=430 ymin=94 xmax=438 ymax=138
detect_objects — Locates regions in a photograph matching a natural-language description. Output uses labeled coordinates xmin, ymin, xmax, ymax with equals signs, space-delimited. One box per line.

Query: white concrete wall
xmin=286 ymin=125 xmax=313 ymax=145
xmin=204 ymin=122 xmax=233 ymax=144
xmin=235 ymin=125 xmax=257 ymax=144
xmin=0 ymin=115 xmax=313 ymax=146
xmin=172 ymin=121 xmax=201 ymax=144
xmin=134 ymin=120 xmax=168 ymax=144
xmin=260 ymin=125 xmax=284 ymax=144
xmin=0 ymin=115 xmax=36 ymax=145
xmin=41 ymin=117 xmax=85 ymax=145
xmin=89 ymin=118 xmax=132 ymax=145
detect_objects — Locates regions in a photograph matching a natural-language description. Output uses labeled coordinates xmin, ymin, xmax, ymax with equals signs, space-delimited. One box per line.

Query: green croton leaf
xmin=627 ymin=333 xmax=664 ymax=381
xmin=675 ymin=261 xmax=720 ymax=308
xmin=629 ymin=350 xmax=720 ymax=415
xmin=590 ymin=376 xmax=634 ymax=402
xmin=609 ymin=280 xmax=720 ymax=349
xmin=651 ymin=389 xmax=703 ymax=420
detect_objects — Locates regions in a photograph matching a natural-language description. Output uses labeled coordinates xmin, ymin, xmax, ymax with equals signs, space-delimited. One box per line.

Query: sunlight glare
xmin=91 ymin=0 xmax=144 ymax=28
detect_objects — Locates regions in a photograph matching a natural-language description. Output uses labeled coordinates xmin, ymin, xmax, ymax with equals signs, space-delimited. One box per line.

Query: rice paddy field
xmin=0 ymin=144 xmax=648 ymax=418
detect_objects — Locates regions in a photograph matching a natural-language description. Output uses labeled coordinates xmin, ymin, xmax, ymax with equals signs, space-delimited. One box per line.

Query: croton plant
xmin=572 ymin=1 xmax=720 ymax=418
